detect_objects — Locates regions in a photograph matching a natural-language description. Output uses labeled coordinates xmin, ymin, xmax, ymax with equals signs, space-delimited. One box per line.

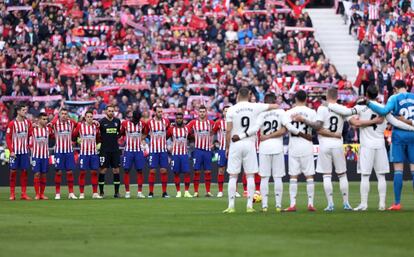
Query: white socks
xmin=274 ymin=177 xmax=283 ymax=208
xmin=360 ymin=174 xmax=370 ymax=207
xmin=377 ymin=174 xmax=386 ymax=208
xmin=247 ymin=174 xmax=255 ymax=209
xmin=260 ymin=176 xmax=269 ymax=209
xmin=228 ymin=175 xmax=237 ymax=209
xmin=323 ymin=175 xmax=334 ymax=206
xmin=306 ymin=178 xmax=315 ymax=206
xmin=289 ymin=178 xmax=298 ymax=207
xmin=338 ymin=173 xmax=349 ymax=204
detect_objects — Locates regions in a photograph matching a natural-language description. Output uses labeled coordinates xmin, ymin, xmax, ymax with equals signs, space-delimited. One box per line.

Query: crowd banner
xmin=65 ymin=100 xmax=96 ymax=106
xmin=188 ymin=83 xmax=217 ymax=90
xmin=112 ymin=54 xmax=140 ymax=60
xmin=284 ymin=26 xmax=315 ymax=32
xmin=13 ymin=69 xmax=38 ymax=77
xmin=282 ymin=65 xmax=311 ymax=72
xmin=89 ymin=16 xmax=116 ymax=22
xmin=6 ymin=6 xmax=33 ymax=12
xmin=92 ymin=60 xmax=129 ymax=70
xmin=0 ymin=95 xmax=62 ymax=102
xmin=59 ymin=64 xmax=80 ymax=77
xmin=154 ymin=58 xmax=192 ymax=64
xmin=186 ymin=95 xmax=211 ymax=110
xmin=242 ymin=10 xmax=270 ymax=16
xmin=32 ymin=95 xmax=63 ymax=102
xmin=81 ymin=67 xmax=114 ymax=75
xmin=39 ymin=3 xmax=64 ymax=9
xmin=125 ymin=18 xmax=149 ymax=33
xmin=266 ymin=0 xmax=288 ymax=7
xmin=36 ymin=82 xmax=56 ymax=89
xmin=0 ymin=96 xmax=32 ymax=102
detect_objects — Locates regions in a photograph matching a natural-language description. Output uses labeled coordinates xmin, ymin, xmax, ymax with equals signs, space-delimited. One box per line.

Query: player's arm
xmin=166 ymin=127 xmax=173 ymax=139
xmin=293 ymin=114 xmax=323 ymax=130
xmin=225 ymin=121 xmax=233 ymax=157
xmin=348 ymin=116 xmax=384 ymax=128
xmin=328 ymin=103 xmax=359 ymax=116
xmin=72 ymin=122 xmax=81 ymax=139
xmin=261 ymin=127 xmax=287 ymax=141
xmin=120 ymin=121 xmax=126 ymax=136
xmin=239 ymin=113 xmax=264 ymax=140
xmin=212 ymin=120 xmax=220 ymax=134
xmin=96 ymin=125 xmax=101 ymax=143
xmin=386 ymin=114 xmax=414 ymax=131
xmin=317 ymin=128 xmax=341 ymax=138
xmin=5 ymin=121 xmax=14 ymax=156
xmin=367 ymin=95 xmax=396 ymax=116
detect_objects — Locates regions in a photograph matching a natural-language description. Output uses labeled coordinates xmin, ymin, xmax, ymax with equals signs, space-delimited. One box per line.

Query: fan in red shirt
xmin=6 ymin=104 xmax=32 ymax=201
xmin=186 ymin=105 xmax=215 ymax=197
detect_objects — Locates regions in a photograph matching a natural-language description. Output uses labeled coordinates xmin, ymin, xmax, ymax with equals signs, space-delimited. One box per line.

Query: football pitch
xmin=0 ymin=182 xmax=413 ymax=257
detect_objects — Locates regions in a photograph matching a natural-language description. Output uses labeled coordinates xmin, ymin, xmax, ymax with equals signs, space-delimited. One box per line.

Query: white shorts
xmin=357 ymin=146 xmax=390 ymax=175
xmin=259 ymin=153 xmax=285 ymax=178
xmin=288 ymin=155 xmax=315 ymax=177
xmin=227 ymin=140 xmax=258 ymax=175
xmin=316 ymin=147 xmax=347 ymax=174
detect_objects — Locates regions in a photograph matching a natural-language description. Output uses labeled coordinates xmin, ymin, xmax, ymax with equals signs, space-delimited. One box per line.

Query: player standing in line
xmin=145 ymin=106 xmax=170 ymax=198
xmin=187 ymin=105 xmax=215 ymax=197
xmin=99 ymin=105 xmax=122 ymax=198
xmin=242 ymin=93 xmax=306 ymax=212
xmin=223 ymin=87 xmax=279 ymax=213
xmin=167 ymin=112 xmax=192 ymax=198
xmin=6 ymin=104 xmax=32 ymax=200
xmin=283 ymin=90 xmax=317 ymax=212
xmin=30 ymin=112 xmax=51 ymax=200
xmin=366 ymin=81 xmax=414 ymax=210
xmin=72 ymin=110 xmax=102 ymax=199
xmin=293 ymin=88 xmax=352 ymax=211
xmin=120 ymin=110 xmax=146 ymax=199
xmin=49 ymin=108 xmax=78 ymax=200
xmin=327 ymin=86 xmax=414 ymax=210
xmin=213 ymin=106 xmax=229 ymax=198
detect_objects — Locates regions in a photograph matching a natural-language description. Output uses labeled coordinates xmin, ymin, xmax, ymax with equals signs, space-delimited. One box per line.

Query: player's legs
xmin=332 ymin=148 xmax=350 ymax=208
xmin=159 ymin=152 xmax=169 ymax=197
xmin=54 ymin=153 xmax=64 ymax=199
xmin=193 ymin=150 xmax=202 ymax=196
xmin=204 ymin=151 xmax=213 ymax=196
xmin=259 ymin=154 xmax=271 ymax=210
xmin=171 ymin=155 xmax=181 ymax=193
xmin=99 ymin=152 xmax=108 ymax=196
xmin=135 ymin=151 xmax=145 ymax=196
xmin=242 ymin=173 xmax=247 ymax=196
xmin=389 ymin=143 xmax=405 ymax=209
xmin=88 ymin=155 xmax=100 ymax=198
xmin=242 ymin=146 xmax=259 ymax=211
xmin=65 ymin=153 xmax=76 ymax=199
xmin=317 ymin=149 xmax=334 ymax=209
xmin=356 ymin=147 xmax=375 ymax=210
xmin=287 ymin=156 xmax=300 ymax=210
xmin=302 ymin=155 xmax=316 ymax=210
xmin=148 ymin=152 xmax=157 ymax=197
xmin=110 ymin=151 xmax=121 ymax=198
xmin=217 ymin=150 xmax=226 ymax=197
xmin=19 ymin=154 xmax=30 ymax=199
xmin=224 ymin=143 xmax=243 ymax=212
xmin=34 ymin=172 xmax=40 ymax=199
xmin=9 ymin=154 xmax=17 ymax=200
xmin=377 ymin=173 xmax=387 ymax=210
xmin=122 ymin=152 xmax=132 ymax=196
xmin=226 ymin=174 xmax=238 ymax=211
xmin=78 ymin=155 xmax=88 ymax=197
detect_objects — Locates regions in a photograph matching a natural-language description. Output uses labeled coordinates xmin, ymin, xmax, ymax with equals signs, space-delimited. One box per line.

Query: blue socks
xmin=393 ymin=171 xmax=403 ymax=204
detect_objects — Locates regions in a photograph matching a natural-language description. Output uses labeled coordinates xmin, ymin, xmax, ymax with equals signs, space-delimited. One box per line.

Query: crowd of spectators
xmin=0 ymin=0 xmax=358 ymax=146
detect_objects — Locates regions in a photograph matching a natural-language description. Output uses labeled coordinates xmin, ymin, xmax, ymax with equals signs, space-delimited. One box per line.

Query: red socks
xmin=161 ymin=172 xmax=168 ymax=193
xmin=174 ymin=173 xmax=181 ymax=191
xmin=149 ymin=172 xmax=155 ymax=193
xmin=184 ymin=173 xmax=191 ymax=191
xmin=218 ymin=173 xmax=224 ymax=193
xmin=34 ymin=176 xmax=40 ymax=196
xmin=124 ymin=171 xmax=130 ymax=192
xmin=40 ymin=176 xmax=47 ymax=195
xmin=255 ymin=173 xmax=261 ymax=191
xmin=20 ymin=170 xmax=28 ymax=195
xmin=91 ymin=170 xmax=98 ymax=194
xmin=55 ymin=173 xmax=62 ymax=194
xmin=67 ymin=172 xmax=74 ymax=193
xmin=205 ymin=172 xmax=211 ymax=193
xmin=79 ymin=170 xmax=86 ymax=194
xmin=137 ymin=172 xmax=144 ymax=192
xmin=242 ymin=173 xmax=247 ymax=192
xmin=193 ymin=172 xmax=200 ymax=193
xmin=9 ymin=171 xmax=16 ymax=195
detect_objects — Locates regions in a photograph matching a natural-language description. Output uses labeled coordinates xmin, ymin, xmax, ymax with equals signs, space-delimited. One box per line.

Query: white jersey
xmin=226 ymin=101 xmax=269 ymax=143
xmin=286 ymin=106 xmax=316 ymax=157
xmin=353 ymin=105 xmax=386 ymax=149
xmin=316 ymin=105 xmax=344 ymax=149
xmin=256 ymin=109 xmax=287 ymax=154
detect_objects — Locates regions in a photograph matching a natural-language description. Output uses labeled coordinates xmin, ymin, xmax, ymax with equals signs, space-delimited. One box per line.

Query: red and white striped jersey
xmin=50 ymin=118 xmax=77 ymax=154
xmin=145 ymin=118 xmax=170 ymax=153
xmin=121 ymin=120 xmax=144 ymax=152
xmin=187 ymin=119 xmax=215 ymax=151
xmin=368 ymin=2 xmax=379 ymax=20
xmin=213 ymin=119 xmax=226 ymax=150
xmin=73 ymin=123 xmax=99 ymax=155
xmin=167 ymin=126 xmax=189 ymax=155
xmin=5 ymin=119 xmax=32 ymax=154
xmin=30 ymin=127 xmax=50 ymax=158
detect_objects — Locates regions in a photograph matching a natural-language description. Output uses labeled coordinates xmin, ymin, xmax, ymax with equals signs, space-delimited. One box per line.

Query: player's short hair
xmin=132 ymin=110 xmax=141 ymax=121
xmin=295 ymin=90 xmax=307 ymax=102
xmin=326 ymin=87 xmax=338 ymax=100
xmin=15 ymin=103 xmax=27 ymax=112
xmin=106 ymin=105 xmax=114 ymax=110
xmin=199 ymin=105 xmax=206 ymax=111
xmin=176 ymin=112 xmax=183 ymax=117
xmin=238 ymin=87 xmax=250 ymax=98
xmin=366 ymin=86 xmax=379 ymax=100
xmin=38 ymin=112 xmax=48 ymax=118
xmin=85 ymin=110 xmax=94 ymax=116
xmin=394 ymin=80 xmax=407 ymax=89
xmin=264 ymin=93 xmax=276 ymax=104
xmin=60 ymin=108 xmax=68 ymax=113
xmin=222 ymin=106 xmax=230 ymax=111
xmin=153 ymin=105 xmax=163 ymax=112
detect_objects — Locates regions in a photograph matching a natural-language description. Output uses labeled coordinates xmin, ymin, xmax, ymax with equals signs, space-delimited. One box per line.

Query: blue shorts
xmin=193 ymin=149 xmax=212 ymax=171
xmin=123 ymin=151 xmax=145 ymax=170
xmin=171 ymin=154 xmax=190 ymax=173
xmin=9 ymin=154 xmax=30 ymax=170
xmin=218 ymin=150 xmax=227 ymax=167
xmin=79 ymin=154 xmax=99 ymax=171
xmin=149 ymin=152 xmax=169 ymax=169
xmin=390 ymin=143 xmax=414 ymax=163
xmin=31 ymin=157 xmax=49 ymax=173
xmin=54 ymin=152 xmax=75 ymax=171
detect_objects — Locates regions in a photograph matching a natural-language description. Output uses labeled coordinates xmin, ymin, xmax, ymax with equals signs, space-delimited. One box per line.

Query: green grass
xmin=0 ymin=182 xmax=413 ymax=257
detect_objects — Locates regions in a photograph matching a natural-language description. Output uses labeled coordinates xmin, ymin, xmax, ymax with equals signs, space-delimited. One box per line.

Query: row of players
xmin=7 ymin=84 xmax=414 ymax=212
xmin=6 ymin=102 xmax=247 ymax=200
xmin=223 ymin=85 xmax=414 ymax=213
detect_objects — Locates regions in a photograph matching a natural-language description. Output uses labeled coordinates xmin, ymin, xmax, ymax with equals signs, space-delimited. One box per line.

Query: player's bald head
xmin=237 ymin=87 xmax=251 ymax=101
